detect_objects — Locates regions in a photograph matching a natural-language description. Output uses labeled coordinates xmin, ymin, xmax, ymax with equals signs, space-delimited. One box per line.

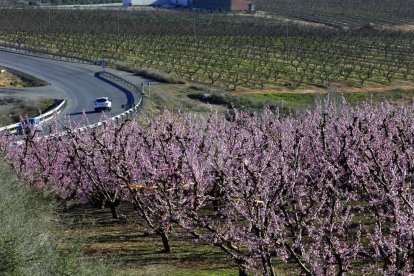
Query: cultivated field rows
xmin=0 ymin=9 xmax=413 ymax=91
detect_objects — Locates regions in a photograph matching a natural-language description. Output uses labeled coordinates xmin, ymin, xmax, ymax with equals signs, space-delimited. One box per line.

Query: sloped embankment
xmin=0 ymin=162 xmax=112 ymax=275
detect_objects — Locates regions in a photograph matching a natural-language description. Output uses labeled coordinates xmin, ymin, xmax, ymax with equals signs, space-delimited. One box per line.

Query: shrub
xmin=115 ymin=62 xmax=187 ymax=84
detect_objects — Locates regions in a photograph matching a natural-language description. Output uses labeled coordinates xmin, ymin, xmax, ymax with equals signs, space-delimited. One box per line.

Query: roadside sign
xmin=96 ymin=60 xmax=107 ymax=69
xmin=142 ymin=82 xmax=152 ymax=97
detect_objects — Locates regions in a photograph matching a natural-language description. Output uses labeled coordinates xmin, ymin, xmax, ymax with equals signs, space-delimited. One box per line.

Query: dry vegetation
xmin=0 ymin=69 xmax=24 ymax=87
xmin=0 ymin=97 xmax=56 ymax=126
xmin=0 ymin=68 xmax=54 ymax=126
xmin=0 ymin=67 xmax=46 ymax=87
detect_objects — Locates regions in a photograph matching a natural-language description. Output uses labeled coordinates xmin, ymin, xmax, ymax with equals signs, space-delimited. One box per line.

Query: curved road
xmin=0 ymin=51 xmax=136 ymax=125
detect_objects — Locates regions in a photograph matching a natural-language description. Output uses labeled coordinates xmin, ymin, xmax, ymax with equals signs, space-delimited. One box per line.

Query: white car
xmin=94 ymin=97 xmax=112 ymax=112
xmin=17 ymin=117 xmax=43 ymax=135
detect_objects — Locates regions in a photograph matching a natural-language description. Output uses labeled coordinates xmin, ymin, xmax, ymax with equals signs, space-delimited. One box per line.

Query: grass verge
xmin=186 ymin=88 xmax=414 ymax=115
xmin=0 ymin=162 xmax=113 ymax=275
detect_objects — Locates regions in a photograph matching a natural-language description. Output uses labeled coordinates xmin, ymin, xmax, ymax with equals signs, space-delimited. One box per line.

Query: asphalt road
xmin=0 ymin=51 xmax=138 ymax=125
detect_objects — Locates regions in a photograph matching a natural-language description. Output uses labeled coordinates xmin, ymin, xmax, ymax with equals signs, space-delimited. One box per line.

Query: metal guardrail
xmin=0 ymin=46 xmax=144 ymax=134
xmin=43 ymin=71 xmax=145 ymax=136
xmin=0 ymin=44 xmax=95 ymax=64
xmin=75 ymin=71 xmax=144 ymax=132
xmin=0 ymin=99 xmax=66 ymax=134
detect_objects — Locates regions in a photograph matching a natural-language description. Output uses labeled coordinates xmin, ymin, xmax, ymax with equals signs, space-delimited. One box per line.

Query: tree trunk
xmin=159 ymin=231 xmax=171 ymax=253
xmin=237 ymin=259 xmax=249 ymax=276
xmin=109 ymin=203 xmax=118 ymax=220
xmin=239 ymin=267 xmax=248 ymax=276
xmin=266 ymin=258 xmax=275 ymax=276
xmin=212 ymin=198 xmax=220 ymax=212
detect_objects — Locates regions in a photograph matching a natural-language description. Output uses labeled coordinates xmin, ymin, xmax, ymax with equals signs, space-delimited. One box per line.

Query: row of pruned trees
xmin=0 ymin=8 xmax=413 ymax=89
xmin=256 ymin=0 xmax=414 ymax=28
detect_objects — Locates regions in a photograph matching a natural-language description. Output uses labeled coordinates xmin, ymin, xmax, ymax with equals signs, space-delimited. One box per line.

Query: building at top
xmin=122 ymin=0 xmax=168 ymax=6
xmin=122 ymin=0 xmax=254 ymax=12
xmin=190 ymin=0 xmax=251 ymax=11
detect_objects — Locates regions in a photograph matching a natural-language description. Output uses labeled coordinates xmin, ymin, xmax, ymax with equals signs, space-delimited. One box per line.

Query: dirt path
xmin=236 ymin=80 xmax=414 ymax=95
xmin=385 ymin=24 xmax=414 ymax=32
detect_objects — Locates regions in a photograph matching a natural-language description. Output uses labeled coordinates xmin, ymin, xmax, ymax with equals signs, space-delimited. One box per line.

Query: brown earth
xmin=237 ymin=11 xmax=333 ymax=29
xmin=57 ymin=202 xmax=238 ymax=275
xmin=235 ymin=80 xmax=414 ymax=95
xmin=385 ymin=24 xmax=414 ymax=32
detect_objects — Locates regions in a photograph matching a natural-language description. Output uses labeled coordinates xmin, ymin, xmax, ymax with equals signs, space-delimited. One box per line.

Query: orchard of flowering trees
xmin=1 ymin=100 xmax=414 ymax=275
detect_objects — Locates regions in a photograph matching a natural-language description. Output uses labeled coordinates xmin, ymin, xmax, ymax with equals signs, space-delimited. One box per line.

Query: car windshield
xmin=96 ymin=98 xmax=107 ymax=103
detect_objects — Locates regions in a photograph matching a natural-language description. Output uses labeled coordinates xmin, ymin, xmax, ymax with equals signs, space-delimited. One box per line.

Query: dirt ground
xmin=236 ymin=80 xmax=414 ymax=95
xmin=385 ymin=24 xmax=414 ymax=32
xmin=57 ymin=202 xmax=238 ymax=275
